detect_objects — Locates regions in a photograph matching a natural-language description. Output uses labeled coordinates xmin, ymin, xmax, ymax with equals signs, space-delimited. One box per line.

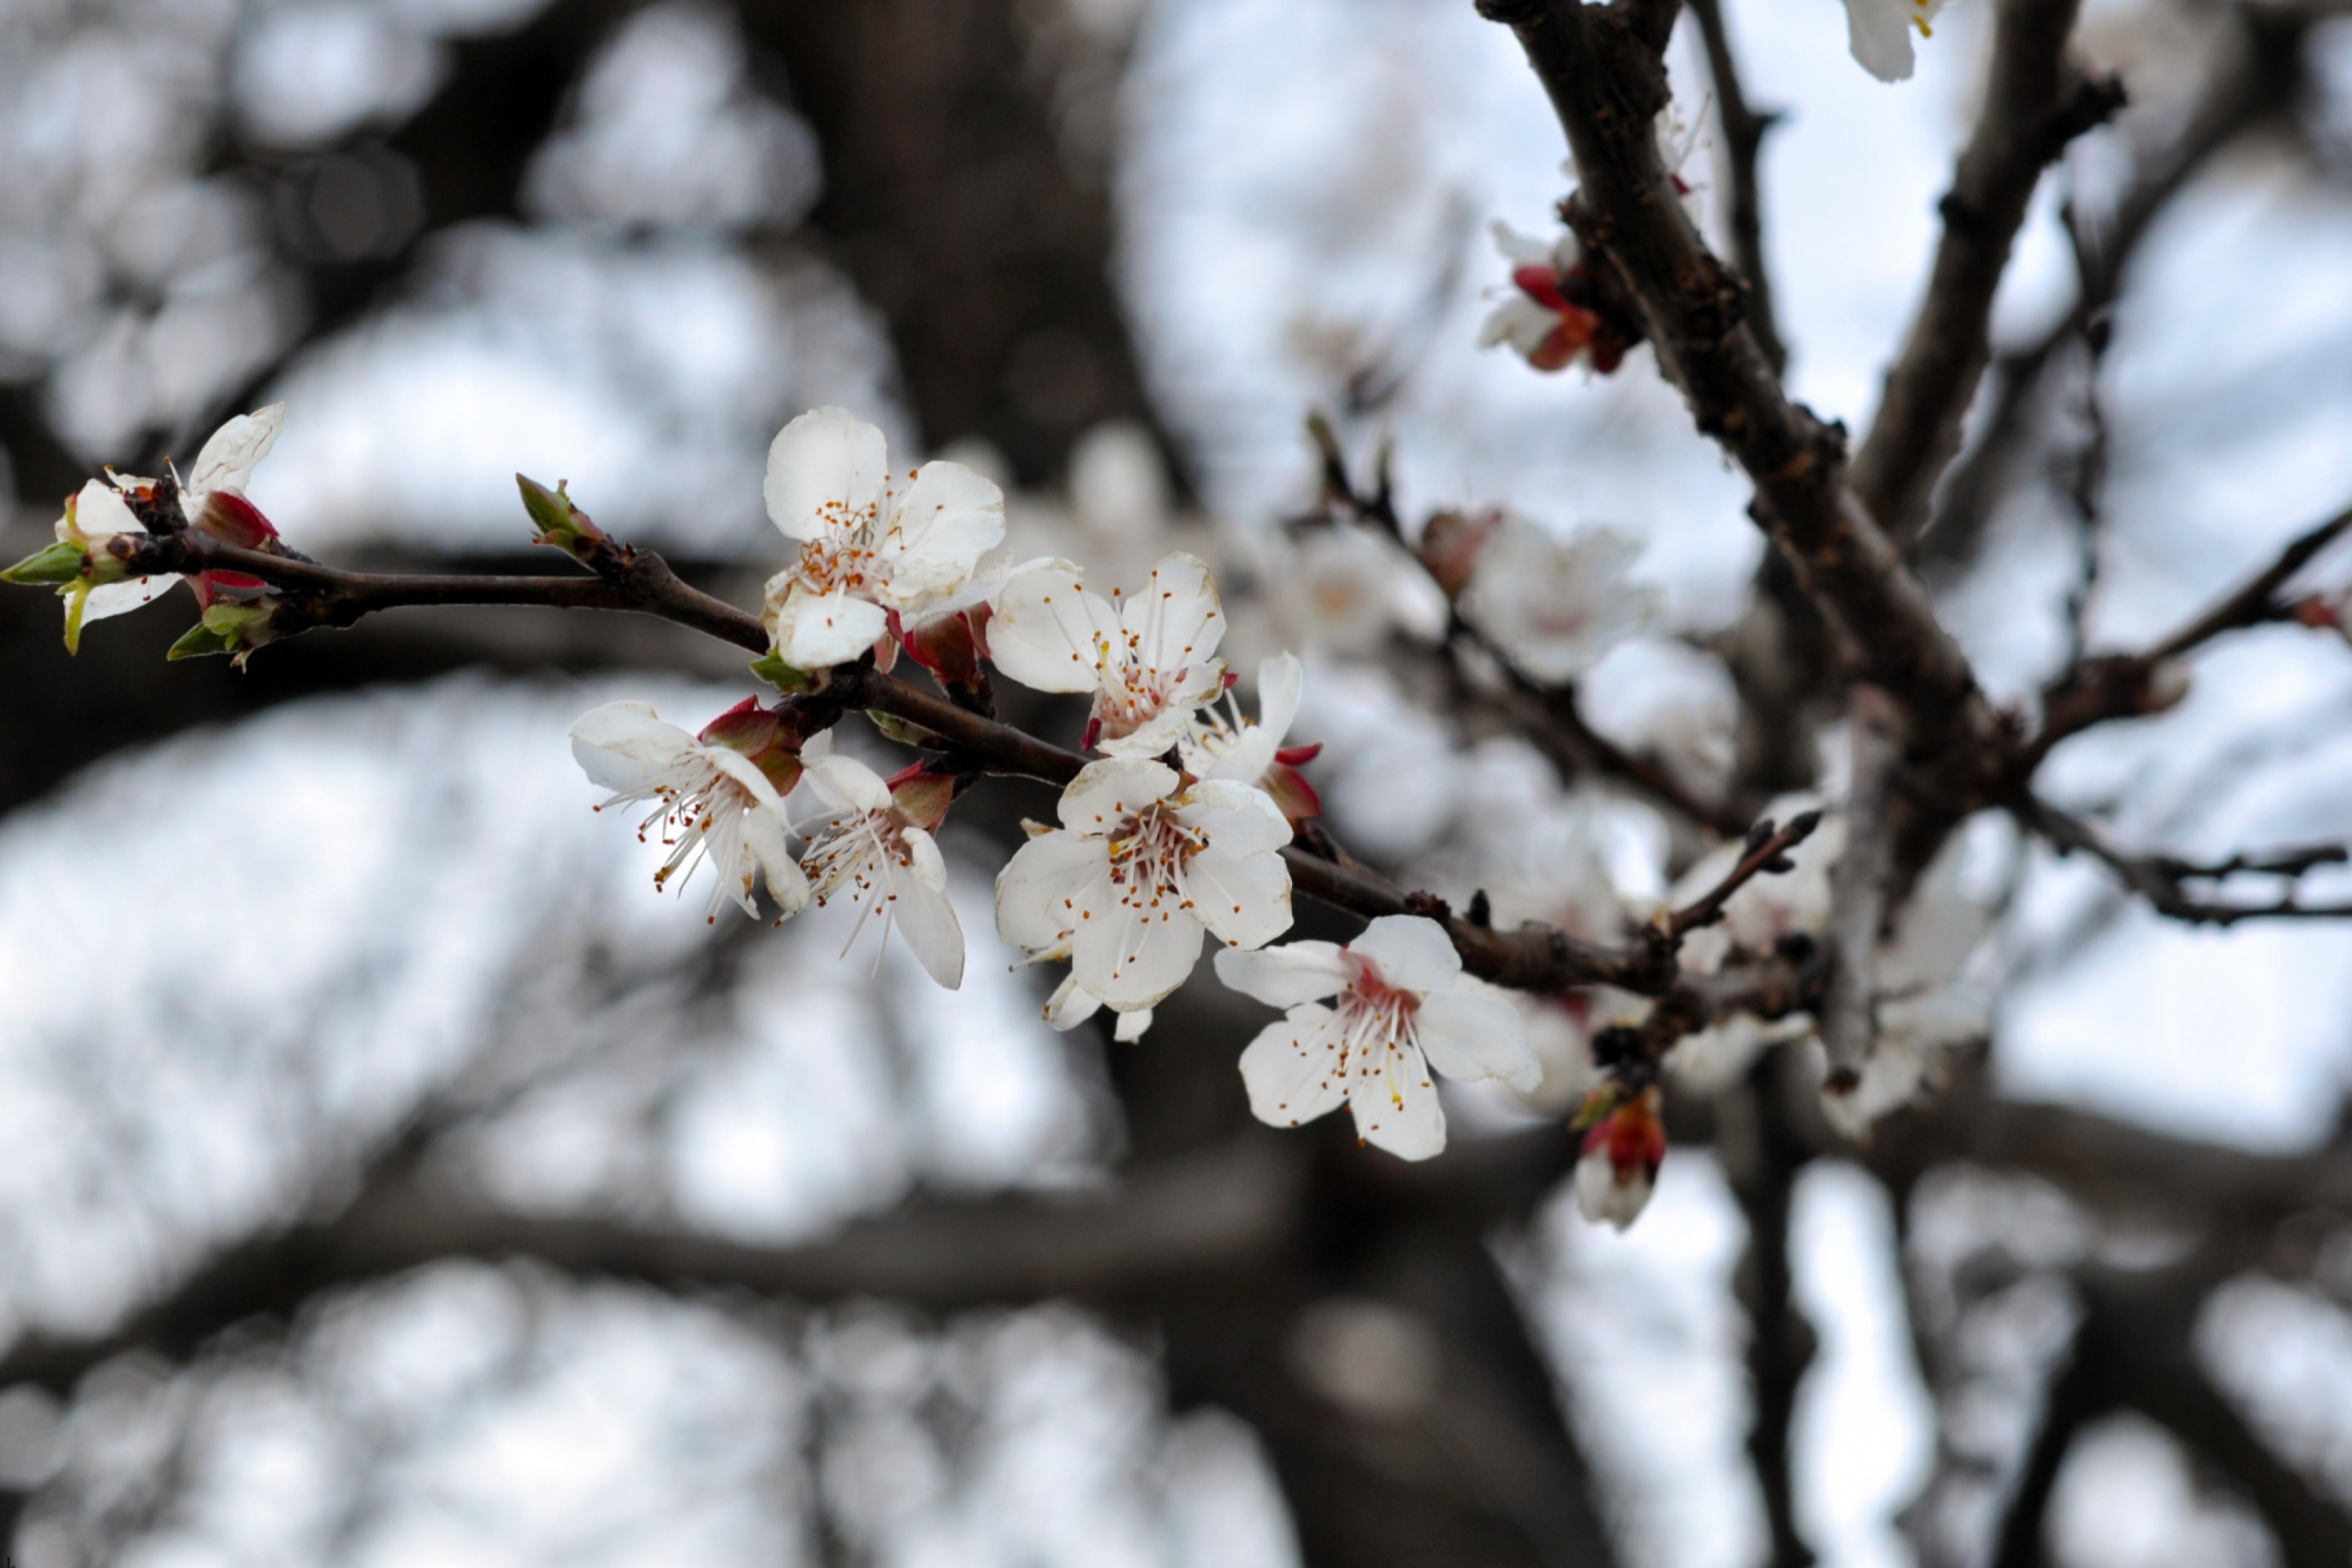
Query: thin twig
xmin=1668 ymin=810 xmax=1824 ymax=937
xmin=1685 ymin=0 xmax=1785 ymax=376
xmin=2017 ymin=797 xmax=2352 ymax=925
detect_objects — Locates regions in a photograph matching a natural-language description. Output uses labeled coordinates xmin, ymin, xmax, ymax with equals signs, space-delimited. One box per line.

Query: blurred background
xmin=5 ymin=0 xmax=2352 ymax=1564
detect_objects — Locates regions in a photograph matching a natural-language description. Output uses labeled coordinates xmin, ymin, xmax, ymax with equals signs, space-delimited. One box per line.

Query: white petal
xmin=996 ymin=832 xmax=1111 ymax=952
xmin=69 ymin=479 xmax=142 ymax=539
xmin=1478 ymin=296 xmax=1560 ymax=356
xmin=742 ymin=806 xmax=811 ymax=916
xmin=1214 ymin=941 xmax=1349 ymax=1008
xmin=1173 ymin=780 xmax=1294 ymax=858
xmin=1057 ymin=757 xmax=1178 ymax=835
xmin=704 ymin=746 xmax=794 ymax=818
xmin=764 ymin=406 xmax=889 ymax=543
xmin=80 ymin=574 xmax=178 ymax=626
xmin=1180 ymin=838 xmax=1293 ymax=950
xmin=876 ymin=458 xmax=1004 ymax=605
xmin=1044 ymin=973 xmax=1102 ymax=1031
xmin=1346 ymin=915 xmax=1461 ymax=996
xmin=767 ymin=583 xmax=889 ymax=670
xmin=1072 ymin=900 xmax=1204 ymax=1009
xmin=1575 ymin=1150 xmax=1652 ymax=1228
xmin=570 ymin=702 xmax=693 ymax=792
xmin=1490 ymin=220 xmax=1555 ymax=267
xmin=185 ymin=403 xmax=284 ymax=500
xmin=988 ymin=558 xmax=1120 ymax=694
xmin=1348 ymin=1039 xmax=1446 ymax=1160
xmin=1415 ymin=984 xmax=1539 ymax=1091
xmin=1095 ymin=677 xmax=1227 ymax=759
xmin=902 ymin=825 xmax=950 ymax=897
xmin=1254 ymin=653 xmax=1303 ymax=746
xmin=1113 ymin=1007 xmax=1154 ymax=1042
xmin=890 ymin=866 xmax=966 ymax=989
xmin=1119 ymin=551 xmax=1226 ymax=670
xmin=804 ymin=753 xmax=894 ymax=815
xmin=1841 ymin=0 xmax=1917 ymax=80
xmin=1238 ymin=1006 xmax=1352 ymax=1129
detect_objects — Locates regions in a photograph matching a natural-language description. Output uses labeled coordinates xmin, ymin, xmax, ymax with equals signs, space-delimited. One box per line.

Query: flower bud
xmin=2 ymin=541 xmax=92 ymax=586
xmin=1570 ymin=1083 xmax=1665 ymax=1230
xmin=517 ymin=474 xmax=609 ymax=563
xmin=167 ymin=602 xmax=277 ymax=665
xmin=697 ymin=696 xmax=807 ymax=797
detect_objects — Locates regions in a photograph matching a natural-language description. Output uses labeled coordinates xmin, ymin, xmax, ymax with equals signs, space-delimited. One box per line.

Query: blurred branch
xmin=1820 ymin=687 xmax=1904 ymax=1088
xmin=1670 ymin=810 xmax=1825 ymax=935
xmin=1844 ymin=0 xmax=2125 ymax=545
xmin=2020 ymin=499 xmax=2352 ymax=770
xmin=1684 ymin=0 xmax=1785 ymax=376
xmin=0 ymin=1134 xmax=1307 ymax=1400
xmin=2015 ymin=797 xmax=2352 ymax=925
xmin=1920 ymin=6 xmax=2319 ymax=572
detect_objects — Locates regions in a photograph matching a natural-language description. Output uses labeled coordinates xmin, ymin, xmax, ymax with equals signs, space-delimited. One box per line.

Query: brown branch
xmin=2016 ymin=798 xmax=2352 ymax=926
xmin=1919 ymin=7 xmax=2313 ymax=572
xmin=1476 ymin=0 xmax=2002 ymax=814
xmin=0 ymin=1135 xmax=1308 ymax=1399
xmin=1845 ymin=0 xmax=2125 ymax=545
xmin=1668 ymin=809 xmax=1825 ymax=936
xmin=2022 ymin=500 xmax=2352 ymax=769
xmin=1685 ymin=0 xmax=1785 ymax=376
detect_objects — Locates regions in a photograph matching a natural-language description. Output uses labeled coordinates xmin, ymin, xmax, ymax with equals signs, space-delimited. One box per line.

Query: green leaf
xmin=750 ymin=651 xmax=817 ymax=693
xmin=2 ymin=541 xmax=89 ymax=586
xmin=166 ymin=602 xmax=272 ymax=662
xmin=517 ymin=474 xmax=605 ymax=557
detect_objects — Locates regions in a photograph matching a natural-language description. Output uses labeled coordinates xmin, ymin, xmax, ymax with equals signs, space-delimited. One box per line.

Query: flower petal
xmin=1173 ymin=780 xmax=1294 ymax=858
xmin=1414 ymin=982 xmax=1539 ymax=1091
xmin=1057 ymin=757 xmax=1178 ymax=835
xmin=802 ymin=753 xmax=893 ymax=816
xmin=185 ymin=403 xmax=284 ymax=503
xmin=1071 ymin=896 xmax=1204 ymax=1008
xmin=742 ymin=804 xmax=812 ymax=916
xmin=766 ymin=583 xmax=889 ymax=670
xmin=889 ymin=862 xmax=966 ymax=989
xmin=1238 ymin=1005 xmax=1351 ymax=1129
xmin=1213 ymin=941 xmax=1349 ymax=1008
xmin=1044 ymin=973 xmax=1102 ymax=1031
xmin=1113 ymin=1007 xmax=1154 ymax=1042
xmin=704 ymin=746 xmax=794 ymax=818
xmin=80 ymin=574 xmax=178 ymax=626
xmin=570 ymin=702 xmax=693 ymax=793
xmin=1841 ymin=0 xmax=1918 ymax=80
xmin=996 ymin=832 xmax=1110 ymax=952
xmin=1348 ymin=1039 xmax=1446 ymax=1160
xmin=764 ymin=406 xmax=889 ymax=543
xmin=1347 ymin=915 xmax=1461 ymax=996
xmin=1180 ymin=836 xmax=1293 ymax=950
xmin=987 ymin=558 xmax=1120 ymax=694
xmin=902 ymin=825 xmax=950 ymax=897
xmin=876 ymin=458 xmax=1004 ymax=605
xmin=1118 ymin=551 xmax=1227 ymax=670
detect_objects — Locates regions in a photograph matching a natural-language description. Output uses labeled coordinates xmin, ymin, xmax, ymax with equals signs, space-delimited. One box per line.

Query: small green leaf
xmin=166 ymin=602 xmax=272 ymax=662
xmin=2 ymin=541 xmax=89 ymax=586
xmin=867 ymin=710 xmax=940 ymax=748
xmin=750 ymin=651 xmax=817 ymax=693
xmin=517 ymin=474 xmax=605 ymax=557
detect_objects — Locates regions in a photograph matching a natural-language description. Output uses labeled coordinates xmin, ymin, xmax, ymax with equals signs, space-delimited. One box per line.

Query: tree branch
xmin=1684 ymin=0 xmax=1784 ymax=376
xmin=1845 ymin=0 xmax=2125 ymax=545
xmin=1477 ymin=0 xmax=2002 ymax=813
xmin=1821 ymin=686 xmax=1905 ymax=1088
xmin=2015 ymin=798 xmax=2352 ymax=925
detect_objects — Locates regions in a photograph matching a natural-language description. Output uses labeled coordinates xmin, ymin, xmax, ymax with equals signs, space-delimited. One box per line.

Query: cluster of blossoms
xmin=572 ymin=407 xmax=1543 ymax=1163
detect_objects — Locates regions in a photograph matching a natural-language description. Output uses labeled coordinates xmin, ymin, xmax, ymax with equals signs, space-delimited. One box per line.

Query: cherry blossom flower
xmin=1841 ymin=0 xmax=1951 ymax=81
xmin=572 ymin=698 xmax=810 ymax=923
xmin=760 ymin=406 xmax=1005 ymax=672
xmin=994 ymin=756 xmax=1292 ymax=1011
xmin=6 ymin=405 xmax=289 ymax=653
xmin=987 ymin=552 xmax=1230 ymax=758
xmin=1574 ymin=1085 xmax=1666 ymax=1228
xmin=1460 ymin=516 xmax=1656 ymax=684
xmin=1178 ymin=653 xmax=1323 ymax=824
xmin=791 ymin=736 xmax=967 ymax=989
xmin=1478 ymin=223 xmax=1632 ymax=375
xmin=1269 ymin=527 xmax=1402 ymax=656
xmin=1218 ymin=914 xmax=1535 ymax=1161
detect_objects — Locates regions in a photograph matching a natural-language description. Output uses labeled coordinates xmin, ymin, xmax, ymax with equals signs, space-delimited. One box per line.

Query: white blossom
xmin=760 ymin=406 xmax=1005 ymax=670
xmin=1269 ymin=528 xmax=1401 ymax=655
xmin=1459 ymin=517 xmax=1655 ymax=684
xmin=175 ymin=401 xmax=284 ymax=533
xmin=1218 ymin=915 xmax=1535 ymax=1162
xmin=1575 ymin=1138 xmax=1655 ymax=1228
xmin=1841 ymin=0 xmax=1952 ymax=81
xmin=1480 ymin=223 xmax=1608 ymax=374
xmin=572 ymin=700 xmax=810 ymax=923
xmin=987 ymin=552 xmax=1230 ymax=758
xmin=995 ymin=756 xmax=1292 ymax=1011
xmin=1180 ymin=652 xmax=1302 ymax=786
xmin=790 ymin=738 xmax=966 ymax=989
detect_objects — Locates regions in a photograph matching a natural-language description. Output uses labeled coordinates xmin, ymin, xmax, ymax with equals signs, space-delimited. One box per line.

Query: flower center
xmin=802 ymin=808 xmax=912 ymax=906
xmin=1104 ymin=803 xmax=1205 ymax=912
xmin=1090 ymin=630 xmax=1184 ymax=738
xmin=791 ymin=495 xmax=895 ymax=597
xmin=1333 ymin=957 xmax=1422 ymax=1108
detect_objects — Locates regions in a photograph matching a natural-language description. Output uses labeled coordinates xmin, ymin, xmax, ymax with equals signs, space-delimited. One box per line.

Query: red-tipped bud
xmin=698 ymin=697 xmax=807 ymax=797
xmin=1417 ymin=509 xmax=1504 ymax=600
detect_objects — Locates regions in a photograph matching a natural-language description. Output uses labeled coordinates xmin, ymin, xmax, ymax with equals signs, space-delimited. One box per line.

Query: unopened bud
xmin=517 ymin=474 xmax=608 ymax=561
xmin=2 ymin=540 xmax=91 ymax=586
xmin=2144 ymin=658 xmax=2192 ymax=714
xmin=167 ymin=602 xmax=275 ymax=663
xmin=1416 ymin=508 xmax=1503 ymax=600
xmin=887 ymin=764 xmax=956 ymax=832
